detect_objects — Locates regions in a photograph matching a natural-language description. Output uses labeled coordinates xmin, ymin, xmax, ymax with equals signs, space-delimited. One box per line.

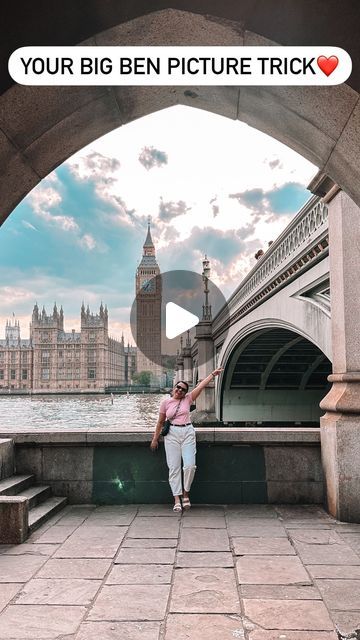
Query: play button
xmin=129 ymin=269 xmax=229 ymax=370
xmin=166 ymin=302 xmax=199 ymax=340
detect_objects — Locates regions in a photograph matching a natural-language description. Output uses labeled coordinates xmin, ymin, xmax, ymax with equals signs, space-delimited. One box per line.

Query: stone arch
xmin=1 ymin=8 xmax=360 ymax=225
xmin=218 ymin=320 xmax=331 ymax=424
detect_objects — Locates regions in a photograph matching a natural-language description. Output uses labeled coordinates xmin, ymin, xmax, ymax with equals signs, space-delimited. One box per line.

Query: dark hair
xmin=176 ymin=380 xmax=189 ymax=391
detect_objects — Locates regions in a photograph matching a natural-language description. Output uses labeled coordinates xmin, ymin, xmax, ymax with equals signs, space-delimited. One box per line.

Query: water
xmin=0 ymin=394 xmax=167 ymax=431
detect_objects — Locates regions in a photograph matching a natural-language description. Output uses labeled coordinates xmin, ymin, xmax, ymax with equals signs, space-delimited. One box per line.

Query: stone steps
xmin=0 ymin=439 xmax=67 ymax=543
xmin=0 ymin=473 xmax=35 ymax=495
xmin=29 ymin=496 xmax=68 ymax=533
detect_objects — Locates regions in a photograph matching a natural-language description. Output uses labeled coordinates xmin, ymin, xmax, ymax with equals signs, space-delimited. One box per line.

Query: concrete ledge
xmin=0 ymin=427 xmax=320 ymax=446
xmin=0 ymin=495 xmax=28 ymax=544
xmin=0 ymin=438 xmax=14 ymax=479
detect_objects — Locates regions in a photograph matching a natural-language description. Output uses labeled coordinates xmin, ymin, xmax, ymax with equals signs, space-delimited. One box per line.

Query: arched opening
xmin=221 ymin=327 xmax=331 ymax=425
xmin=1 ymin=8 xmax=360 ymax=225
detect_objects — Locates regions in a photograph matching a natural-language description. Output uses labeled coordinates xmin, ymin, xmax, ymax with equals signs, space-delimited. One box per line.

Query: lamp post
xmin=202 ymin=255 xmax=212 ymax=321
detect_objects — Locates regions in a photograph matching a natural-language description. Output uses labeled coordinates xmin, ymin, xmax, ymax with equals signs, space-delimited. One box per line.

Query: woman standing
xmin=150 ymin=368 xmax=223 ymax=512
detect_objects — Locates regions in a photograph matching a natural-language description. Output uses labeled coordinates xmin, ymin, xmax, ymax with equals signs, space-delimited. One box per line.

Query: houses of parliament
xmin=0 ymin=220 xmax=163 ymax=393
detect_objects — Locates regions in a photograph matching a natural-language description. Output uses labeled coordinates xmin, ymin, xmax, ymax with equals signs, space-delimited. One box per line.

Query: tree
xmin=132 ymin=371 xmax=151 ymax=386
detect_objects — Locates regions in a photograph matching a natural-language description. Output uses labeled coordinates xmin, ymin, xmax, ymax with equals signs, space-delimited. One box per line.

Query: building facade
xmin=0 ymin=304 xmax=135 ymax=393
xmin=135 ymin=218 xmax=163 ymax=384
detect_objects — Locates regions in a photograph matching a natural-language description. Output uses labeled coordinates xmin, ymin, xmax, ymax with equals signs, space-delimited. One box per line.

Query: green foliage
xmin=132 ymin=370 xmax=151 ymax=386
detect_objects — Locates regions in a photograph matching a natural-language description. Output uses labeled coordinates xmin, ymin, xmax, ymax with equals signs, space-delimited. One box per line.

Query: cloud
xmin=79 ymin=234 xmax=97 ymax=251
xmin=229 ymin=182 xmax=310 ymax=216
xmin=68 ymin=152 xmax=120 ymax=183
xmin=22 ymin=220 xmax=37 ymax=231
xmin=268 ymin=159 xmax=282 ymax=170
xmin=138 ymin=146 xmax=168 ymax=170
xmin=158 ymin=198 xmax=191 ymax=222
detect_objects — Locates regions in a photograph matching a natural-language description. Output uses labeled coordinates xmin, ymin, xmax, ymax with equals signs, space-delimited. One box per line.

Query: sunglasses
xmin=175 ymin=385 xmax=187 ymax=392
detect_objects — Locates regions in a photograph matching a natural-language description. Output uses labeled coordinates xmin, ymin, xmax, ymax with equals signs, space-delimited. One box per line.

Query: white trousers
xmin=164 ymin=424 xmax=197 ymax=496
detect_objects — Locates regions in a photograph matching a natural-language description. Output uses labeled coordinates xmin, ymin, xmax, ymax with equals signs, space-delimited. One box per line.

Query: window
xmin=41 ymin=368 xmax=50 ymax=380
xmin=41 ymin=332 xmax=49 ymax=342
xmin=89 ymin=332 xmax=96 ymax=342
xmin=10 ymin=369 xmax=16 ymax=380
xmin=88 ymin=368 xmax=96 ymax=379
xmin=10 ymin=352 xmax=15 ymax=364
xmin=22 ymin=369 xmax=28 ymax=380
xmin=58 ymin=351 xmax=63 ymax=358
xmin=22 ymin=352 xmax=28 ymax=364
xmin=0 ymin=352 xmax=4 ymax=361
xmin=0 ymin=370 xmax=3 ymax=380
xmin=41 ymin=351 xmax=50 ymax=361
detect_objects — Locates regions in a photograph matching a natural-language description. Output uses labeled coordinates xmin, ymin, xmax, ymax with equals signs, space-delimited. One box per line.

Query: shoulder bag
xmin=161 ymin=400 xmax=182 ymax=436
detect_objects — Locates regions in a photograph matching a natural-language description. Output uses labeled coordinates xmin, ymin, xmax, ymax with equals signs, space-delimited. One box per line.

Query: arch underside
xmin=221 ymin=327 xmax=331 ymax=425
xmin=1 ymin=8 xmax=360 ymax=225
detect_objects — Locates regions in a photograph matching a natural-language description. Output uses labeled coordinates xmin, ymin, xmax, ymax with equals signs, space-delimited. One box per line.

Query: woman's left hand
xmin=212 ymin=367 xmax=224 ymax=377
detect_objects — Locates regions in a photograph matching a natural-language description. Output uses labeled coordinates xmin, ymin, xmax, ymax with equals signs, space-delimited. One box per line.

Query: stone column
xmin=193 ymin=321 xmax=215 ymax=415
xmin=319 ymin=190 xmax=360 ymax=522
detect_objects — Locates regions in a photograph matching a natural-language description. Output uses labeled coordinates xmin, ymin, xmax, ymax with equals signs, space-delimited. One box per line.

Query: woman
xmin=150 ymin=368 xmax=223 ymax=512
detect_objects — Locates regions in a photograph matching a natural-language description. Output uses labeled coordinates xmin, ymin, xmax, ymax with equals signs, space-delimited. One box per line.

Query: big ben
xmin=135 ymin=217 xmax=163 ymax=384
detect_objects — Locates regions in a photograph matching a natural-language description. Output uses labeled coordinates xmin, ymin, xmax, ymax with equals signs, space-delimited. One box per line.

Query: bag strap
xmin=170 ymin=400 xmax=182 ymax=421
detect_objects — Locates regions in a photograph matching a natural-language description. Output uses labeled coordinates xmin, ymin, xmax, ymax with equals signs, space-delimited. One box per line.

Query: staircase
xmin=0 ymin=438 xmax=67 ymax=543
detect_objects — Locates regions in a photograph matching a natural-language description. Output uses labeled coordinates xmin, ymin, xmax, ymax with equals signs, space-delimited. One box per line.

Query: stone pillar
xmin=194 ymin=321 xmax=215 ymax=415
xmin=319 ymin=190 xmax=360 ymax=522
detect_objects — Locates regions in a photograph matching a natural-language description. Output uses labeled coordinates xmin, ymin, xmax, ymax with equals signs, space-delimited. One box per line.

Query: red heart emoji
xmin=317 ymin=55 xmax=339 ymax=76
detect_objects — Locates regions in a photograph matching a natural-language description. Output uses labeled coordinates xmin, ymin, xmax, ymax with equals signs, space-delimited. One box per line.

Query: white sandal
xmin=173 ymin=503 xmax=182 ymax=513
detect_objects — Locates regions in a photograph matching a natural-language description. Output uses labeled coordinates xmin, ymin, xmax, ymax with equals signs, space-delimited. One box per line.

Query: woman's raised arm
xmin=191 ymin=367 xmax=223 ymax=402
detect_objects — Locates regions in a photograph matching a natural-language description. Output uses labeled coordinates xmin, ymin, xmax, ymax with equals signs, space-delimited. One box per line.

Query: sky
xmin=0 ymin=105 xmax=317 ymax=342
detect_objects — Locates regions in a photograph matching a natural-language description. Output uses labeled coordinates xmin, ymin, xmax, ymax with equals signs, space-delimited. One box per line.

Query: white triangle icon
xmin=165 ymin=302 xmax=199 ymax=340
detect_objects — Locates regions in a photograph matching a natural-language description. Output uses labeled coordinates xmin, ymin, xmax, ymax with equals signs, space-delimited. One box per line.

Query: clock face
xmin=141 ymin=278 xmax=155 ymax=293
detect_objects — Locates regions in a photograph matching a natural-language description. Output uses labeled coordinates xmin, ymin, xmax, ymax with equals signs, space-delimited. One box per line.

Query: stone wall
xmin=12 ymin=429 xmax=323 ymax=505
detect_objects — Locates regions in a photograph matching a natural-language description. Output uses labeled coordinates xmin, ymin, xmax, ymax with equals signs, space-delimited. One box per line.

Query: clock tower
xmin=135 ymin=217 xmax=163 ymax=384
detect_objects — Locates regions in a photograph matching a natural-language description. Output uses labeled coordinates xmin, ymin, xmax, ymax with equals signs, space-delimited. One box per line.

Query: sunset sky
xmin=0 ymin=105 xmax=317 ymax=342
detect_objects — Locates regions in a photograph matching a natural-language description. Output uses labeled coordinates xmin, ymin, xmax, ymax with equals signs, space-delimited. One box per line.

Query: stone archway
xmin=220 ymin=326 xmax=331 ymax=424
xmin=1 ymin=8 xmax=360 ymax=226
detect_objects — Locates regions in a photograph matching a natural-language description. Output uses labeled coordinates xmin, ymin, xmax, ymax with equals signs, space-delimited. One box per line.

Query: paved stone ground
xmin=0 ymin=503 xmax=360 ymax=639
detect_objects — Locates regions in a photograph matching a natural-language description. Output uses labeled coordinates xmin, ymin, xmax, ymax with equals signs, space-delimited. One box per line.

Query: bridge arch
xmin=1 ymin=7 xmax=360 ymax=225
xmin=219 ymin=323 xmax=331 ymax=424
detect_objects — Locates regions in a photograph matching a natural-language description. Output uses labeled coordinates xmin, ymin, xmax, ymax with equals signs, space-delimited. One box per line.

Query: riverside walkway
xmin=0 ymin=504 xmax=359 ymax=639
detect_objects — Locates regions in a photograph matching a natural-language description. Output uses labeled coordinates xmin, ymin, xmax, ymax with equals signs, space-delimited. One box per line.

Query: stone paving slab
xmin=315 ymin=578 xmax=360 ymax=610
xmin=338 ymin=533 xmax=360 ymax=553
xmin=290 ymin=539 xmax=360 ymax=565
xmin=182 ymin=515 xmax=226 ymax=528
xmin=127 ymin=516 xmax=180 ymax=538
xmin=54 ymin=505 xmax=95 ymax=526
xmin=248 ymin=631 xmax=337 ymax=639
xmin=233 ymin=537 xmax=295 ymax=555
xmin=228 ymin=523 xmax=287 ymax=537
xmin=3 ymin=543 xmax=60 ymax=556
xmin=0 ymin=604 xmax=87 ymax=639
xmin=75 ymin=621 xmax=161 ymax=640
xmin=106 ymin=563 xmax=173 ymax=584
xmin=37 ymin=557 xmax=111 ymax=579
xmin=85 ymin=506 xmax=137 ymax=526
xmin=275 ymin=506 xmax=333 ymax=521
xmin=241 ymin=585 xmax=321 ymax=600
xmin=165 ymin=613 xmax=244 ymax=639
xmin=137 ymin=504 xmax=175 ymax=516
xmin=54 ymin=525 xmax=127 ymax=558
xmin=115 ymin=547 xmax=176 ymax=564
xmin=182 ymin=506 xmax=225 ymax=517
xmin=236 ymin=556 xmax=311 ymax=585
xmin=123 ymin=538 xmax=178 ymax=548
xmin=34 ymin=525 xmax=78 ymax=544
xmin=15 ymin=578 xmax=102 ymax=605
xmin=179 ymin=528 xmax=230 ymax=551
xmin=0 ymin=583 xmax=23 ymax=613
xmin=0 ymin=554 xmax=48 ymax=582
xmin=226 ymin=505 xmax=277 ymax=517
xmin=243 ymin=599 xmax=334 ymax=630
xmin=88 ymin=584 xmax=171 ymax=620
xmin=176 ymin=551 xmax=234 ymax=567
xmin=307 ymin=564 xmax=360 ymax=579
xmin=289 ymin=529 xmax=343 ymax=545
xmin=331 ymin=611 xmax=360 ymax=635
xmin=170 ymin=567 xmax=240 ymax=613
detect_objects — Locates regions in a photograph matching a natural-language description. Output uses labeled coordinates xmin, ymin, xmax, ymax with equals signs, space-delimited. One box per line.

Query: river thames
xmin=0 ymin=394 xmax=166 ymax=431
